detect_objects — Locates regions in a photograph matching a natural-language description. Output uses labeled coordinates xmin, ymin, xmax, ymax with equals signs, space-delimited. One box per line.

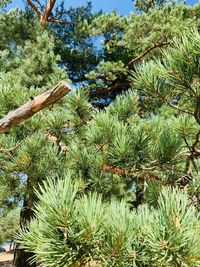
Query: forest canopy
xmin=0 ymin=0 xmax=200 ymax=266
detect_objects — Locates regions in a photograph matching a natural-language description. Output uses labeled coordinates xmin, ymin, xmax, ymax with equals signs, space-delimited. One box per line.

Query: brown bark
xmin=13 ymin=177 xmax=36 ymax=267
xmin=128 ymin=41 xmax=170 ymax=66
xmin=90 ymin=81 xmax=130 ymax=97
xmin=42 ymin=0 xmax=56 ymax=23
xmin=0 ymin=81 xmax=71 ymax=133
xmin=88 ymin=41 xmax=171 ymax=97
xmin=27 ymin=0 xmax=42 ymax=19
xmin=194 ymin=96 xmax=200 ymax=125
xmin=101 ymin=164 xmax=158 ymax=181
xmin=27 ymin=0 xmax=77 ymax=25
xmin=101 ymin=164 xmax=136 ymax=177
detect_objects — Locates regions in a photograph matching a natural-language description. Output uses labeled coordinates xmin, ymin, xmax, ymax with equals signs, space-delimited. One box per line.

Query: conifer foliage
xmin=0 ymin=1 xmax=200 ymax=266
xmin=18 ymin=176 xmax=200 ymax=267
xmin=18 ymin=31 xmax=200 ymax=266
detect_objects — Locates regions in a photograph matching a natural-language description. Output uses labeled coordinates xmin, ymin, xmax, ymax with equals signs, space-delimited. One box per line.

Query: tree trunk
xmin=13 ymin=178 xmax=36 ymax=267
xmin=14 ymin=245 xmax=36 ymax=267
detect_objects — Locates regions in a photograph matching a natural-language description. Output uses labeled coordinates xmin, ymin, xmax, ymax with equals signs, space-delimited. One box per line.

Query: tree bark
xmin=27 ymin=0 xmax=76 ymax=25
xmin=13 ymin=177 xmax=37 ymax=267
xmin=0 ymin=81 xmax=71 ymax=133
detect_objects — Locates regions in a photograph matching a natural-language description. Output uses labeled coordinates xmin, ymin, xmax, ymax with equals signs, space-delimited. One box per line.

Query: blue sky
xmin=8 ymin=0 xmax=199 ymax=15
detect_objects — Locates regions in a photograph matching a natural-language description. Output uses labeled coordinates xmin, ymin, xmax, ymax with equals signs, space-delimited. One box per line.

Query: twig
xmin=35 ymin=0 xmax=42 ymax=7
xmin=46 ymin=18 xmax=77 ymax=25
xmin=167 ymin=102 xmax=193 ymax=116
xmin=194 ymin=96 xmax=200 ymax=125
xmin=0 ymin=141 xmax=23 ymax=153
xmin=191 ymin=129 xmax=200 ymax=151
xmin=182 ymin=135 xmax=192 ymax=152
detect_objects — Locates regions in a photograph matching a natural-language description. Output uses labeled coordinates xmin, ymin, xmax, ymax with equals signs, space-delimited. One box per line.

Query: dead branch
xmin=101 ymin=164 xmax=136 ymax=176
xmin=44 ymin=133 xmax=68 ymax=153
xmin=0 ymin=81 xmax=71 ymax=133
xmin=101 ymin=164 xmax=158 ymax=180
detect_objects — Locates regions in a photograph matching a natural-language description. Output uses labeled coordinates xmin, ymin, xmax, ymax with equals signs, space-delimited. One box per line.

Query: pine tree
xmin=18 ymin=29 xmax=200 ymax=266
xmin=0 ymin=208 xmax=20 ymax=244
xmin=1 ymin=1 xmax=200 ymax=266
xmin=18 ymin=176 xmax=200 ymax=266
xmin=0 ymin=1 xmax=101 ymax=266
xmin=133 ymin=0 xmax=167 ymax=13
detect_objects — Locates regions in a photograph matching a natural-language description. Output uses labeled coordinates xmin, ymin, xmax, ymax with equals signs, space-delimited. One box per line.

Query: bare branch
xmin=46 ymin=18 xmax=77 ymax=25
xmin=27 ymin=0 xmax=42 ymax=18
xmin=0 ymin=81 xmax=71 ymax=133
xmin=42 ymin=0 xmax=56 ymax=24
xmin=35 ymin=0 xmax=42 ymax=7
xmin=182 ymin=135 xmax=192 ymax=152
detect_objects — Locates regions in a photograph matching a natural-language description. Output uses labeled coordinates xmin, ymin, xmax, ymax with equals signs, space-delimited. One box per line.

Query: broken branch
xmin=0 ymin=81 xmax=71 ymax=133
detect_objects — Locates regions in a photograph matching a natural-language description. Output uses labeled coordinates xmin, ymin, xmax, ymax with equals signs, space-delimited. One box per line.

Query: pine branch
xmin=42 ymin=0 xmax=56 ymax=24
xmin=167 ymin=102 xmax=193 ymax=116
xmin=27 ymin=0 xmax=42 ymax=18
xmin=27 ymin=0 xmax=76 ymax=25
xmin=0 ymin=142 xmax=23 ymax=153
xmin=191 ymin=129 xmax=200 ymax=152
xmin=128 ymin=42 xmax=170 ymax=66
xmin=34 ymin=0 xmax=42 ymax=7
xmin=90 ymin=81 xmax=130 ymax=97
xmin=194 ymin=96 xmax=200 ymax=125
xmin=0 ymin=81 xmax=71 ymax=133
xmin=154 ymin=89 xmax=193 ymax=116
xmin=101 ymin=164 xmax=158 ymax=180
xmin=46 ymin=18 xmax=77 ymax=25
xmin=75 ymin=42 xmax=169 ymax=96
xmin=101 ymin=164 xmax=136 ymax=176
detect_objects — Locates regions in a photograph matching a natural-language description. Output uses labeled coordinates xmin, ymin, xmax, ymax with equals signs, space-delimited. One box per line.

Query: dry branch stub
xmin=0 ymin=81 xmax=71 ymax=133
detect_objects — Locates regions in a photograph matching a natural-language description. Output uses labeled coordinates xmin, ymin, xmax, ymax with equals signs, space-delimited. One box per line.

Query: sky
xmin=7 ymin=0 xmax=199 ymax=15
